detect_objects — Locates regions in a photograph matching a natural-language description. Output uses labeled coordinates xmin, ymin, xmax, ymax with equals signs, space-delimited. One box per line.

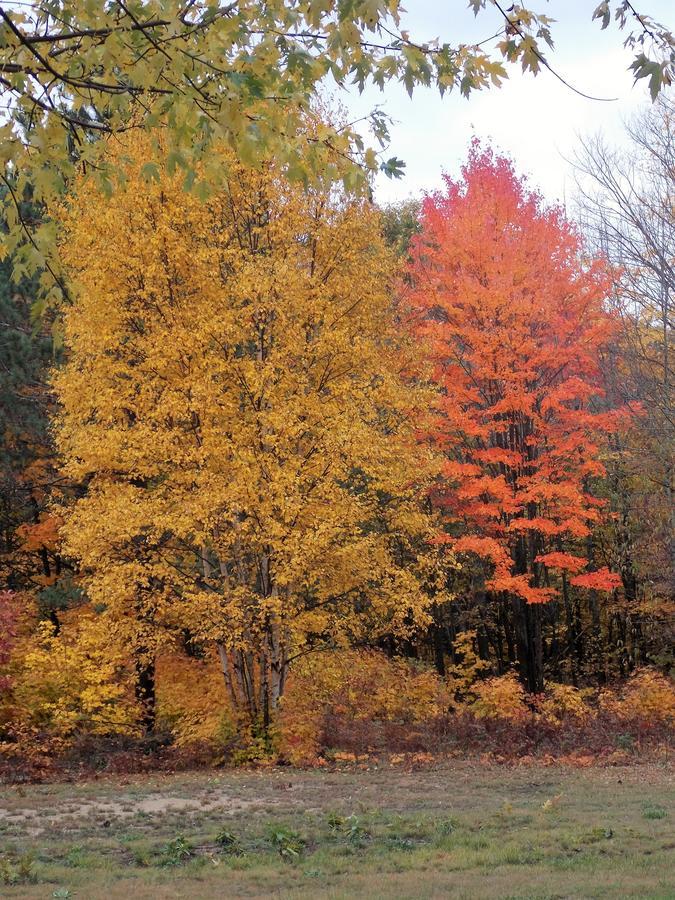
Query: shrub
xmin=278 ymin=650 xmax=451 ymax=765
xmin=0 ymin=591 xmax=35 ymax=732
xmin=267 ymin=826 xmax=305 ymax=859
xmin=155 ymin=650 xmax=236 ymax=752
xmin=0 ymin=852 xmax=37 ymax=885
xmin=0 ymin=591 xmax=21 ymax=692
xmin=535 ymin=683 xmax=591 ymax=726
xmin=160 ymin=835 xmax=194 ymax=866
xmin=326 ymin=813 xmax=370 ymax=846
xmin=4 ymin=613 xmax=137 ymax=754
xmin=600 ymin=669 xmax=675 ymax=727
xmin=470 ymin=673 xmax=528 ymax=722
xmin=214 ymin=829 xmax=243 ymax=855
xmin=446 ymin=630 xmax=492 ymax=700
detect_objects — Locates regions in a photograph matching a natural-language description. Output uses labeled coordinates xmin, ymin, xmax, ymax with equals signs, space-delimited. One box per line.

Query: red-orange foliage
xmin=409 ymin=143 xmax=624 ymax=604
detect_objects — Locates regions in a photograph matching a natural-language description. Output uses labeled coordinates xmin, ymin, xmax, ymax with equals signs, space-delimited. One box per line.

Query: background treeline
xmin=0 ymin=100 xmax=673 ymax=774
xmin=380 ymin=103 xmax=674 ymax=686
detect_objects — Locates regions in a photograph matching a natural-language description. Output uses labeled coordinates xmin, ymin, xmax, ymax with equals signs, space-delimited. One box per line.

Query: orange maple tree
xmin=408 ymin=144 xmax=625 ymax=687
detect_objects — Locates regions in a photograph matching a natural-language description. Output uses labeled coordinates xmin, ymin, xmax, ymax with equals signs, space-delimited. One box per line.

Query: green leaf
xmin=592 ymin=1 xmax=611 ymax=30
xmin=380 ymin=157 xmax=406 ymax=179
xmin=141 ymin=162 xmax=161 ymax=184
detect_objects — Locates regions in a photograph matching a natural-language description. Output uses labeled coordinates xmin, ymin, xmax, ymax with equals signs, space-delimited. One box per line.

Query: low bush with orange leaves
xmin=278 ymin=653 xmax=673 ymax=766
xmin=278 ymin=650 xmax=452 ymax=765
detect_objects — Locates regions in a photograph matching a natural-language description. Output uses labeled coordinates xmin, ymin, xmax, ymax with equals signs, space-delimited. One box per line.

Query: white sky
xmin=342 ymin=0 xmax=674 ymax=206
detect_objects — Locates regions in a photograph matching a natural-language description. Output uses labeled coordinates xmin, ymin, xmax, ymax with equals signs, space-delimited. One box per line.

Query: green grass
xmin=0 ymin=761 xmax=672 ymax=898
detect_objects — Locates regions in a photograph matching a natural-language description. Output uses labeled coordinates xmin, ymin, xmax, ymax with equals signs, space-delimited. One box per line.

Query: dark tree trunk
xmin=501 ymin=596 xmax=516 ymax=665
xmin=511 ymin=595 xmax=544 ymax=693
xmin=135 ymin=657 xmax=156 ymax=734
xmin=431 ymin=615 xmax=447 ymax=676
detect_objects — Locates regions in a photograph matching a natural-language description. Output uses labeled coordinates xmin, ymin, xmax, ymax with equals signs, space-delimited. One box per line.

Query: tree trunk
xmin=511 ymin=595 xmax=544 ymax=693
xmin=217 ymin=616 xmax=288 ymax=735
xmin=135 ymin=656 xmax=156 ymax=734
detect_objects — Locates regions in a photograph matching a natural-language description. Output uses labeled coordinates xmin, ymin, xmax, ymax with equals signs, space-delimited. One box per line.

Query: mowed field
xmin=0 ymin=761 xmax=672 ymax=899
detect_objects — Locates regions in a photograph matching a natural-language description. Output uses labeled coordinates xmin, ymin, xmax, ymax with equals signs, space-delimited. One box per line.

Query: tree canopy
xmin=0 ymin=1 xmax=673 ymax=307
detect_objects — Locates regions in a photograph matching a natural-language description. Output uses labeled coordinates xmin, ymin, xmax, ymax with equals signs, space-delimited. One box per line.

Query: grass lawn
xmin=0 ymin=760 xmax=672 ymax=898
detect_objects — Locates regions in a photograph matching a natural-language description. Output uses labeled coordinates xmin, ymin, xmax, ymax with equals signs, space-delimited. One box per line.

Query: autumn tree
xmin=409 ymin=144 xmax=625 ymax=692
xmin=0 ymin=2 xmax=672 ymax=307
xmin=575 ymin=97 xmax=675 ymax=605
xmin=53 ymin=130 xmax=441 ymax=732
xmin=0 ymin=197 xmax=82 ymax=636
xmin=380 ymin=199 xmax=422 ymax=259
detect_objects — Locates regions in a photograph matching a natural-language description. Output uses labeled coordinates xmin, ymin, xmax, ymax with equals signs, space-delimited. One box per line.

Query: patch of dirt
xmin=0 ymin=788 xmax=278 ymax=831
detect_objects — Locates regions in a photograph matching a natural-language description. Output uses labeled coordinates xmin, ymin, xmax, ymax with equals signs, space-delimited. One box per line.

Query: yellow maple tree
xmin=53 ymin=130 xmax=443 ymax=730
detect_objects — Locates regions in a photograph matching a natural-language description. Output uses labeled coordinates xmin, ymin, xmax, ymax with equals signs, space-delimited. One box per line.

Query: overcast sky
xmin=343 ymin=0 xmax=673 ymax=206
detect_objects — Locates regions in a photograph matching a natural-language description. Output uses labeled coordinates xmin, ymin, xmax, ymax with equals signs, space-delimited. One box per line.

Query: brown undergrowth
xmin=1 ymin=651 xmax=672 ymax=783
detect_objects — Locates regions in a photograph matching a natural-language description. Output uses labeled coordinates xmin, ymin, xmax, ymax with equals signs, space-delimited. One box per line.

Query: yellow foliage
xmin=446 ymin=629 xmax=492 ymax=698
xmin=278 ymin=650 xmax=451 ymax=765
xmin=535 ymin=683 xmax=591 ymax=726
xmin=53 ymin=129 xmax=443 ymax=720
xmin=155 ymin=651 xmax=235 ymax=750
xmin=7 ymin=614 xmax=137 ymax=747
xmin=599 ymin=669 xmax=675 ymax=725
xmin=470 ymin=673 xmax=528 ymax=722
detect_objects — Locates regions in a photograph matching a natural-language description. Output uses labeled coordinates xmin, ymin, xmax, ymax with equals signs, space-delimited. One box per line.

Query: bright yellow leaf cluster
xmin=10 ymin=615 xmax=137 ymax=745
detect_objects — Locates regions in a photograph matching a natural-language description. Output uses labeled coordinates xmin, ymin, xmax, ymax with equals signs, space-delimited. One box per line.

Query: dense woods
xmin=0 ymin=99 xmax=673 ymax=772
